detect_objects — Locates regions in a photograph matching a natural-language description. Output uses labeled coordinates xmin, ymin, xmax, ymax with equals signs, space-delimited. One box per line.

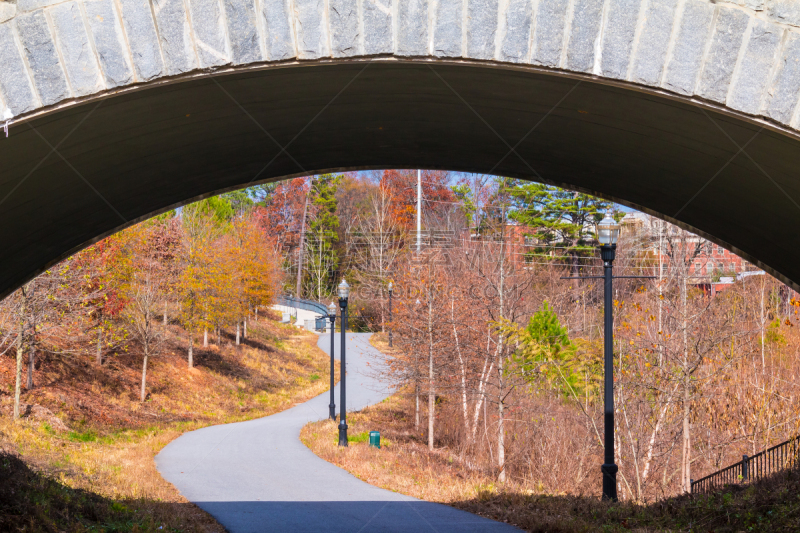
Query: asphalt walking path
xmin=156 ymin=332 xmax=520 ymax=532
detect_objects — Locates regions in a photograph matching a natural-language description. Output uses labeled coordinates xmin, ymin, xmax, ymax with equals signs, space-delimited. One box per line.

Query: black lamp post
xmin=562 ymin=212 xmax=651 ymax=501
xmin=337 ymin=280 xmax=350 ymax=447
xmin=597 ymin=213 xmax=621 ymax=501
xmin=388 ymin=281 xmax=394 ymax=348
xmin=327 ymin=301 xmax=337 ymax=421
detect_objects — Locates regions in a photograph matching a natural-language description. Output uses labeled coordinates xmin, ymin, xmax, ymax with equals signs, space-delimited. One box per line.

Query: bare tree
xmin=123 ymin=230 xmax=168 ymax=402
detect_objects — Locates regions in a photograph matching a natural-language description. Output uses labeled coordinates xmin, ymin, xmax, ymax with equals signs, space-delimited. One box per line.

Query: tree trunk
xmin=761 ymin=277 xmax=766 ymax=368
xmin=26 ymin=342 xmax=35 ymax=390
xmin=96 ymin=327 xmax=103 ymax=365
xmin=657 ymin=222 xmax=663 ymax=366
xmin=243 ymin=318 xmax=247 ymax=338
xmin=188 ymin=334 xmax=194 ymax=368
xmin=415 ymin=382 xmax=420 ymax=431
xmin=680 ymin=272 xmax=691 ymax=493
xmin=140 ymin=353 xmax=149 ymax=402
xmin=14 ymin=314 xmax=23 ymax=420
xmin=452 ymin=299 xmax=470 ymax=442
xmin=203 ymin=328 xmax=208 ymax=347
xmin=236 ymin=323 xmax=241 ymax=345
xmin=428 ymin=293 xmax=435 ymax=451
xmin=497 ymin=362 xmax=505 ymax=482
xmin=163 ymin=300 xmax=168 ymax=325
xmin=682 ymin=381 xmax=691 ymax=493
xmin=217 ymin=327 xmax=221 ymax=346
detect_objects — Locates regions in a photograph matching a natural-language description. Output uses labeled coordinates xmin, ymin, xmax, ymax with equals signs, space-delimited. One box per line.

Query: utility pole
xmin=497 ymin=183 xmax=507 ymax=482
xmin=416 ymin=169 xmax=422 ymax=253
xmin=296 ymin=191 xmax=309 ymax=298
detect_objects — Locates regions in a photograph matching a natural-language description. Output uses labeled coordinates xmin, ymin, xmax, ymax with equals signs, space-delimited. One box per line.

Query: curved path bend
xmin=156 ymin=333 xmax=519 ymax=532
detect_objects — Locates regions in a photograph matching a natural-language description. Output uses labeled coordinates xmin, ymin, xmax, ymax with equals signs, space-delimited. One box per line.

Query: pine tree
xmin=305 ymin=174 xmax=341 ymax=300
xmin=508 ymin=183 xmax=614 ymax=272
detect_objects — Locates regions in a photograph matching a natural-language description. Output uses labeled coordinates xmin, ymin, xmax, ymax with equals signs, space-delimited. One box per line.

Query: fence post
xmin=689 ymin=479 xmax=694 ymax=494
xmin=742 ymin=455 xmax=749 ymax=482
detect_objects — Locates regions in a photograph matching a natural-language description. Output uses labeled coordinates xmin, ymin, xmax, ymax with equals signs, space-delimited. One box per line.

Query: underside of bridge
xmin=1 ymin=60 xmax=798 ymax=297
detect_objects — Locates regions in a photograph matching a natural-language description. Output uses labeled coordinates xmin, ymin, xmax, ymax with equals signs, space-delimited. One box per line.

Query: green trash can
xmin=369 ymin=431 xmax=380 ymax=449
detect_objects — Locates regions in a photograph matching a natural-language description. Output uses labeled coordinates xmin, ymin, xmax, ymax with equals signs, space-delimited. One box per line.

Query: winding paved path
xmin=156 ymin=333 xmax=519 ymax=532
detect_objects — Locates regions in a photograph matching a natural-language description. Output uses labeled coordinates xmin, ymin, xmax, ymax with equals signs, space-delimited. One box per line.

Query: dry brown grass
xmin=302 ymin=382 xmax=800 ymax=532
xmin=0 ymin=316 xmax=336 ymax=532
xmin=300 ymin=394 xmax=537 ymax=515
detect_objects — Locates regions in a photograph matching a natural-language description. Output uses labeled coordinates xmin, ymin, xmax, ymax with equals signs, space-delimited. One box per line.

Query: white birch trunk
xmin=141 ymin=353 xmax=149 ymax=402
xmin=428 ymin=293 xmax=435 ymax=451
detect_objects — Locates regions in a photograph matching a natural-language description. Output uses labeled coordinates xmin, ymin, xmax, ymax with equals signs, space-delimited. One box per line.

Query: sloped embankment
xmin=0 ymin=314 xmax=333 ymax=532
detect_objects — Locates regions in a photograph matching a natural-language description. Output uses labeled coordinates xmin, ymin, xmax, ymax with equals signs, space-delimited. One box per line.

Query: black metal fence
xmin=691 ymin=436 xmax=800 ymax=494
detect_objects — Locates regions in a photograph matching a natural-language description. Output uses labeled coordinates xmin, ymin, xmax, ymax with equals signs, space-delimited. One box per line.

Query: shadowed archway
xmin=2 ymin=59 xmax=799 ymax=297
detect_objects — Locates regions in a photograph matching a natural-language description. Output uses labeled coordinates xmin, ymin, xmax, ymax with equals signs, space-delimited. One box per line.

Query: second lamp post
xmin=388 ymin=281 xmax=393 ymax=348
xmin=337 ymin=280 xmax=350 ymax=447
xmin=327 ymin=301 xmax=337 ymax=421
xmin=597 ymin=213 xmax=620 ymax=501
xmin=563 ymin=212 xmax=650 ymax=501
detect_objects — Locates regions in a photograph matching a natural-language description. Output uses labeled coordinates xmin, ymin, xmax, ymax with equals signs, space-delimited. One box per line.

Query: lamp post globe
xmin=387 ymin=281 xmax=394 ymax=348
xmin=597 ymin=212 xmax=621 ymax=246
xmin=598 ymin=211 xmax=621 ymax=501
xmin=597 ymin=212 xmax=621 ymax=263
xmin=337 ymin=280 xmax=350 ymax=446
xmin=327 ymin=301 xmax=337 ymax=421
xmin=338 ymin=279 xmax=350 ymax=300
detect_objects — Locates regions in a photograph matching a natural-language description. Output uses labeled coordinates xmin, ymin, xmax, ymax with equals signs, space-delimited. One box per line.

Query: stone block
xmin=261 ymin=0 xmax=295 ymax=60
xmin=397 ymin=0 xmax=428 ymax=56
xmin=0 ymin=2 xmax=16 ymax=23
xmin=363 ymin=0 xmax=391 ymax=55
xmin=16 ymin=10 xmax=70 ymax=105
xmin=152 ymin=0 xmax=198 ymax=75
xmin=500 ymin=0 xmax=532 ymax=63
xmin=330 ymin=0 xmax=359 ymax=57
xmin=295 ymin=0 xmax=328 ymax=59
xmin=767 ymin=0 xmax=800 ymax=29
xmin=17 ymin=0 xmax=61 ymax=13
xmin=0 ymin=22 xmax=38 ymax=114
xmin=662 ymin=0 xmax=714 ymax=96
xmin=223 ymin=0 xmax=262 ymax=64
xmin=697 ymin=6 xmax=749 ymax=103
xmin=601 ymin=0 xmax=642 ymax=79
xmin=630 ymin=0 xmax=678 ymax=86
xmin=433 ymin=0 xmax=462 ymax=58
xmin=188 ymin=0 xmax=229 ymax=67
xmin=742 ymin=0 xmax=765 ymax=9
xmin=118 ymin=0 xmax=165 ymax=81
xmin=467 ymin=0 xmax=498 ymax=60
xmin=728 ymin=19 xmax=782 ymax=114
xmin=765 ymin=31 xmax=800 ymax=125
xmin=50 ymin=2 xmax=104 ymax=96
xmin=565 ymin=0 xmax=603 ymax=73
xmin=84 ymin=0 xmax=134 ymax=87
xmin=531 ymin=0 xmax=568 ymax=67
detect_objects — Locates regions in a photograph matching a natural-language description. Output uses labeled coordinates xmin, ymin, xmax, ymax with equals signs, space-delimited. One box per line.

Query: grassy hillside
xmin=0 ymin=313 xmax=335 ymax=532
xmin=303 ymin=392 xmax=800 ymax=532
xmin=300 ymin=334 xmax=800 ymax=532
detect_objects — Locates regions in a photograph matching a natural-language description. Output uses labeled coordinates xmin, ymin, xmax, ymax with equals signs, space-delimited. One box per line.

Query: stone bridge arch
xmin=1 ymin=0 xmax=799 ymax=124
xmin=1 ymin=0 xmax=800 ymax=297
